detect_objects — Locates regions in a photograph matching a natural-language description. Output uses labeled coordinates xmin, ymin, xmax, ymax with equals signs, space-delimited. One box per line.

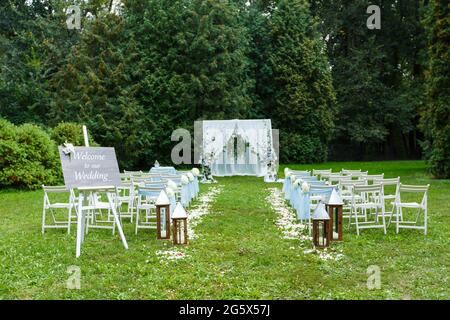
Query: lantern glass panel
xmin=160 ymin=207 xmax=167 ymax=238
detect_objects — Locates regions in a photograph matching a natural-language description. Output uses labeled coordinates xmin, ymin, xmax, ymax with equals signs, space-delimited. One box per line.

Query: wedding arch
xmin=199 ymin=119 xmax=278 ymax=178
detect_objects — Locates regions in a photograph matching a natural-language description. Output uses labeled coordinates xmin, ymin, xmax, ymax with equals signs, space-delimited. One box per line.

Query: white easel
xmin=75 ymin=126 xmax=128 ymax=257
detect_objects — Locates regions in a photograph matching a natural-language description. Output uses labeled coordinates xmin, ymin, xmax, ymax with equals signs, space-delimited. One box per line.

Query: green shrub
xmin=0 ymin=119 xmax=61 ymax=189
xmin=280 ymin=132 xmax=328 ymax=164
xmin=50 ymin=122 xmax=97 ymax=147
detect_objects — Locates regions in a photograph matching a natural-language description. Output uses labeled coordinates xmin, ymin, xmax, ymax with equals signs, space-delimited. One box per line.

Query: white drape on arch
xmin=201 ymin=119 xmax=277 ymax=177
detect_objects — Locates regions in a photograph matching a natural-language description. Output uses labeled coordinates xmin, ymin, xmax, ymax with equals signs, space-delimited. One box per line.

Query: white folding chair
xmin=41 ymin=185 xmax=77 ymax=234
xmin=117 ymin=181 xmax=135 ymax=222
xmin=85 ymin=191 xmax=118 ymax=235
xmin=374 ymin=177 xmax=400 ymax=224
xmin=392 ymin=184 xmax=430 ymax=235
xmin=350 ymin=184 xmax=386 ymax=235
xmin=135 ymin=186 xmax=162 ymax=234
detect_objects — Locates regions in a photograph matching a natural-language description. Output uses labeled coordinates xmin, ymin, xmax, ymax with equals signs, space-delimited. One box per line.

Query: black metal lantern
xmin=156 ymin=190 xmax=171 ymax=240
xmin=312 ymin=202 xmax=331 ymax=248
xmin=325 ymin=189 xmax=344 ymax=241
xmin=172 ymin=202 xmax=188 ymax=245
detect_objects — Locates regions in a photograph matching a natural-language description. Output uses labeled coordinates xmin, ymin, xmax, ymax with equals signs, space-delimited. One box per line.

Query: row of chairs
xmin=283 ymin=168 xmax=430 ymax=236
xmin=41 ymin=169 xmax=199 ymax=237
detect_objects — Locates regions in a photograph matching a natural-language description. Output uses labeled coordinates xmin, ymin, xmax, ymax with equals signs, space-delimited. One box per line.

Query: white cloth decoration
xmin=187 ymin=172 xmax=194 ymax=182
xmin=284 ymin=168 xmax=290 ymax=175
xmin=165 ymin=187 xmax=175 ymax=198
xmin=286 ymin=172 xmax=292 ymax=178
xmin=181 ymin=175 xmax=189 ymax=185
xmin=294 ymin=179 xmax=302 ymax=187
xmin=201 ymin=119 xmax=277 ymax=177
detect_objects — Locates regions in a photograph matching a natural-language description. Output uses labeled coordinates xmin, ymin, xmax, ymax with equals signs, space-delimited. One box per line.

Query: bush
xmin=280 ymin=132 xmax=328 ymax=164
xmin=0 ymin=119 xmax=61 ymax=189
xmin=50 ymin=122 xmax=97 ymax=147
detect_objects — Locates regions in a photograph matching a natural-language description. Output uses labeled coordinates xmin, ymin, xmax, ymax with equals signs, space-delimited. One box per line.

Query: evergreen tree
xmin=421 ymin=0 xmax=450 ymax=178
xmin=263 ymin=0 xmax=336 ymax=163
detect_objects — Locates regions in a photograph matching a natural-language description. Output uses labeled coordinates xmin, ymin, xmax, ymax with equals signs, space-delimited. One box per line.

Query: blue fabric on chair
xmin=298 ymin=187 xmax=334 ymax=220
xmin=284 ymin=176 xmax=292 ymax=200
xmin=194 ymin=177 xmax=199 ymax=197
xmin=181 ymin=185 xmax=190 ymax=207
xmin=149 ymin=166 xmax=177 ymax=175
xmin=169 ymin=194 xmax=176 ymax=217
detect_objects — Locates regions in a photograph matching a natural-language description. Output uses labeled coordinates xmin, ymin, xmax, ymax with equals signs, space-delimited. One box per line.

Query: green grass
xmin=0 ymin=160 xmax=449 ymax=299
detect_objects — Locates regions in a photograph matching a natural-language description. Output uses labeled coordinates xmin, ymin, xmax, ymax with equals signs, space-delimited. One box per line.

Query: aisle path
xmin=183 ymin=176 xmax=326 ymax=299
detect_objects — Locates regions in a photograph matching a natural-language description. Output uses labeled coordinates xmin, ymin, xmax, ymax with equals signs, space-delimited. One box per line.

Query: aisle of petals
xmin=266 ymin=187 xmax=343 ymax=262
xmin=156 ymin=185 xmax=223 ymax=263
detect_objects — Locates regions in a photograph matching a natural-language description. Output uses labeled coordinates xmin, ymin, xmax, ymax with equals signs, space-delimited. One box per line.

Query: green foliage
xmin=0 ymin=119 xmax=61 ymax=189
xmin=260 ymin=0 xmax=336 ymax=163
xmin=50 ymin=122 xmax=97 ymax=147
xmin=280 ymin=133 xmax=327 ymax=163
xmin=420 ymin=0 xmax=450 ymax=178
xmin=310 ymin=0 xmax=428 ymax=160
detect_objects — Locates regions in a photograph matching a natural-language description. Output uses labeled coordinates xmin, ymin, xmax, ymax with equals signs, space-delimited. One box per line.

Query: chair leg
xmin=135 ymin=209 xmax=140 ymax=235
xmin=68 ymin=205 xmax=72 ymax=235
xmin=396 ymin=206 xmax=400 ymax=234
xmin=41 ymin=205 xmax=46 ymax=235
xmin=424 ymin=207 xmax=427 ymax=236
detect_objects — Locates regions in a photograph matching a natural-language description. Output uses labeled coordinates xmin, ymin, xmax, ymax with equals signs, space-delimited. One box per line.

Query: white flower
xmin=191 ymin=168 xmax=200 ymax=177
xmin=294 ymin=179 xmax=302 ymax=187
xmin=181 ymin=175 xmax=189 ymax=185
xmin=286 ymin=172 xmax=292 ymax=178
xmin=301 ymin=182 xmax=310 ymax=192
xmin=284 ymin=167 xmax=290 ymax=175
xmin=167 ymin=179 xmax=178 ymax=191
xmin=187 ymin=172 xmax=194 ymax=182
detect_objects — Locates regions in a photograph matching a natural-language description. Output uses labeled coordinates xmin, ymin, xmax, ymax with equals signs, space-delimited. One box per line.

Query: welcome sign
xmin=58 ymin=147 xmax=121 ymax=188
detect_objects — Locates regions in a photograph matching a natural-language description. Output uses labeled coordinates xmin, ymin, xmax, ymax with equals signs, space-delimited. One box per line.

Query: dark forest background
xmin=0 ymin=0 xmax=448 ymax=178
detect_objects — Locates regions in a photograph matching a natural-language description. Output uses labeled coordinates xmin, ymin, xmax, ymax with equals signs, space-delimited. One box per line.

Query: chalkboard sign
xmin=58 ymin=147 xmax=121 ymax=189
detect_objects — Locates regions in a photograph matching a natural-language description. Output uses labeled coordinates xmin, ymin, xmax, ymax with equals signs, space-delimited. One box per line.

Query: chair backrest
xmin=145 ymin=182 xmax=166 ymax=189
xmin=364 ymin=174 xmax=385 ymax=183
xmin=397 ymin=184 xmax=430 ymax=207
xmin=341 ymin=169 xmax=361 ymax=175
xmin=352 ymin=184 xmax=383 ymax=205
xmin=329 ymin=175 xmax=351 ymax=185
xmin=290 ymin=170 xmax=311 ymax=176
xmin=292 ymin=175 xmax=317 ymax=182
xmin=339 ymin=179 xmax=366 ymax=194
xmin=124 ymin=170 xmax=143 ymax=176
xmin=307 ymin=180 xmax=327 ymax=187
xmin=42 ymin=185 xmax=68 ymax=193
xmin=309 ymin=186 xmax=334 ymax=203
xmin=312 ymin=169 xmax=332 ymax=176
xmin=374 ymin=177 xmax=400 ymax=198
xmin=137 ymin=186 xmax=164 ymax=201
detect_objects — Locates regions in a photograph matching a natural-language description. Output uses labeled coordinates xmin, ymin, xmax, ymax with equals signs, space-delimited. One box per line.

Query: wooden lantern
xmin=325 ymin=189 xmax=344 ymax=241
xmin=312 ymin=202 xmax=331 ymax=248
xmin=156 ymin=190 xmax=171 ymax=240
xmin=172 ymin=202 xmax=188 ymax=245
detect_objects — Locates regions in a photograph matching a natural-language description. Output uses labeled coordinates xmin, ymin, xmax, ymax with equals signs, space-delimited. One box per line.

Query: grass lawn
xmin=0 ymin=160 xmax=448 ymax=299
